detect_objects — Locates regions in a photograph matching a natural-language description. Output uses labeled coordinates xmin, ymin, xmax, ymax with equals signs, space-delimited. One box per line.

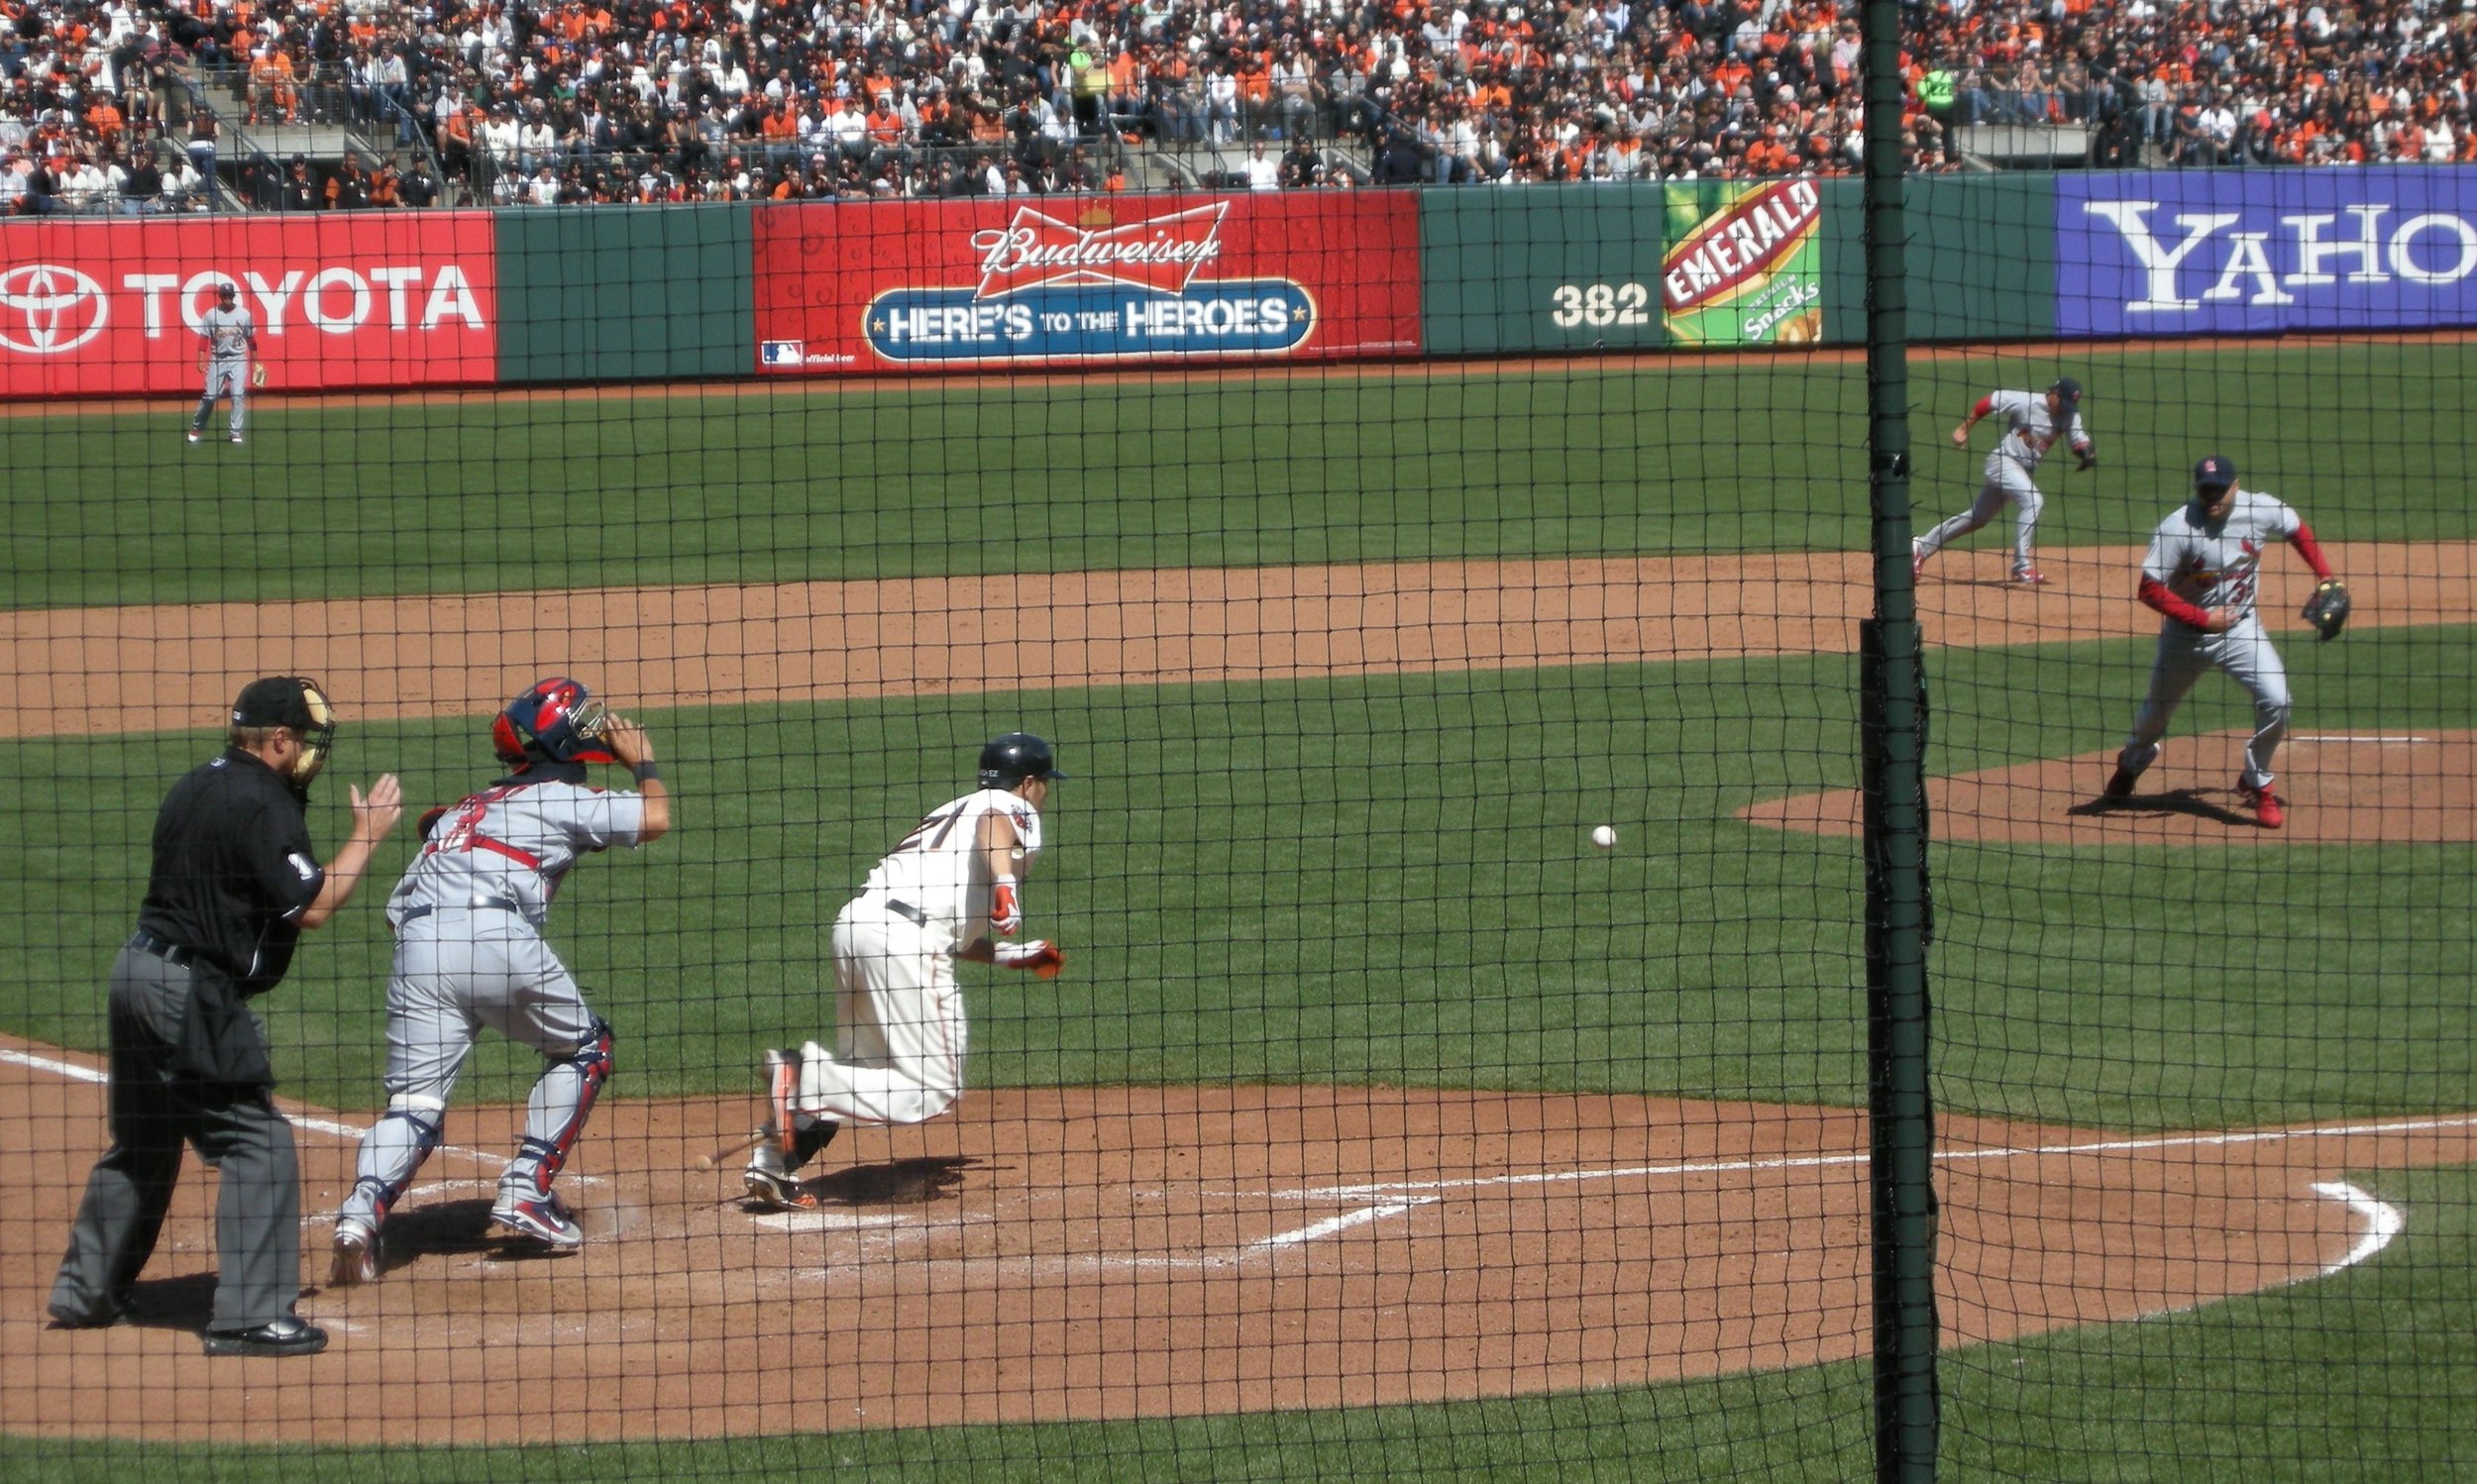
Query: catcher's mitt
xmin=2302 ymin=578 xmax=2350 ymax=641
xmin=250 ymin=362 xmax=269 ymax=388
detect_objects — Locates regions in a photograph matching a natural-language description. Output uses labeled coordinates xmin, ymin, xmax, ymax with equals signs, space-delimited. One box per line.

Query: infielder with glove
xmin=745 ymin=732 xmax=1066 ymax=1211
xmin=187 ymin=281 xmax=264 ymax=446
xmin=1914 ymin=376 xmax=2095 ymax=585
xmin=2100 ymin=456 xmax=2345 ymax=829
xmin=328 ymin=677 xmax=670 ymax=1281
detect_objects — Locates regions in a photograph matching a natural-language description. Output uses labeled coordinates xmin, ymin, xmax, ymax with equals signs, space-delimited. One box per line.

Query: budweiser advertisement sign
xmin=752 ymin=194 xmax=1421 ymax=371
xmin=0 ymin=214 xmax=498 ymax=398
xmin=1660 ymin=178 xmax=1824 ymax=347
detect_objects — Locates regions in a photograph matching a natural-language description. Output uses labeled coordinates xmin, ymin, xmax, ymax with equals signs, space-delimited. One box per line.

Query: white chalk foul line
xmin=1249 ymin=1198 xmax=1440 ymax=1252
xmin=1 ymin=1044 xmax=548 ymax=1180
xmin=2305 ymin=1182 xmax=2405 ymax=1279
xmin=1287 ymin=1113 xmax=2477 ymax=1203
xmin=2293 ymin=735 xmax=2430 ymax=744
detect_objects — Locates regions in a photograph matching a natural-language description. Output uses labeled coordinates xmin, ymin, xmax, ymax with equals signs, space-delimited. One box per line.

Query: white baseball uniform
xmin=1918 ymin=389 xmax=2092 ymax=577
xmin=2115 ymin=486 xmax=2313 ymax=792
xmin=793 ymin=786 xmax=1044 ymax=1127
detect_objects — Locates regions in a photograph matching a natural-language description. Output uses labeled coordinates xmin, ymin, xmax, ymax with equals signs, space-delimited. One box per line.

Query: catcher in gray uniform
xmin=328 ymin=677 xmax=670 ymax=1283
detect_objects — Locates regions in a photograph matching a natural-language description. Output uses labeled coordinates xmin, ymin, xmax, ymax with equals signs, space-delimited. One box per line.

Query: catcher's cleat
xmin=329 ymin=1219 xmax=378 ymax=1287
xmin=489 ymin=1191 xmax=584 ymax=1248
xmin=2238 ymin=781 xmax=2284 ymax=829
xmin=742 ymin=1161 xmax=819 ymax=1212
xmin=2101 ymin=765 xmax=2141 ymax=799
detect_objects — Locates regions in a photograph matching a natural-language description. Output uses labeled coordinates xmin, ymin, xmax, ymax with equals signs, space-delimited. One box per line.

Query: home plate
xmin=749 ymin=1209 xmax=915 ymax=1232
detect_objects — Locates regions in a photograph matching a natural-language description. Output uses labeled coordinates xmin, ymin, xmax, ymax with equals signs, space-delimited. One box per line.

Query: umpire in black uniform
xmin=48 ymin=677 xmax=402 ymax=1357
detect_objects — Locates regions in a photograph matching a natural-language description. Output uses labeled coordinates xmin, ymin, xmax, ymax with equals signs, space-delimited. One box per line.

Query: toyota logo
xmin=0 ymin=264 xmax=110 ymax=356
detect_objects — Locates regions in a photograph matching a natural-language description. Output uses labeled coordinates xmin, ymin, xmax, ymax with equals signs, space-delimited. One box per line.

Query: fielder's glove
xmin=250 ymin=362 xmax=268 ymax=388
xmin=2074 ymin=449 xmax=2098 ymax=472
xmin=2302 ymin=578 xmax=2351 ymax=641
xmin=991 ymin=880 xmax=1022 ymax=936
xmin=994 ymin=938 xmax=1066 ymax=979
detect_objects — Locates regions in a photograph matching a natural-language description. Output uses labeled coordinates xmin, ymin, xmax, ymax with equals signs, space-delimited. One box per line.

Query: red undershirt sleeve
xmin=2139 ymin=576 xmax=2215 ymax=630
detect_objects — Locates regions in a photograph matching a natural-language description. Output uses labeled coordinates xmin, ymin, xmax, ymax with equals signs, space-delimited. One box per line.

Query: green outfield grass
xmin=0 ymin=339 xmax=2470 ymax=608
xmin=10 ymin=628 xmax=2470 ymax=1131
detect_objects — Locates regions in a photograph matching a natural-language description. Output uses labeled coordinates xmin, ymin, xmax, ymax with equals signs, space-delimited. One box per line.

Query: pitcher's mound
xmin=1741 ymin=730 xmax=2477 ymax=845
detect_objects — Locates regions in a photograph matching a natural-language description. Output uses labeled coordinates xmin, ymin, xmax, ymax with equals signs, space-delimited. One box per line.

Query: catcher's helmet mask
xmin=978 ymin=732 xmax=1066 ymax=791
xmin=492 ymin=676 xmax=616 ymax=765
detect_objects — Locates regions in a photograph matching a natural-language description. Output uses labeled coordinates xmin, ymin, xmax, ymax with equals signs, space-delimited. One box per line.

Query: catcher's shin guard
xmin=503 ymin=1017 xmax=614 ymax=1196
xmin=342 ymin=1103 xmax=446 ymax=1230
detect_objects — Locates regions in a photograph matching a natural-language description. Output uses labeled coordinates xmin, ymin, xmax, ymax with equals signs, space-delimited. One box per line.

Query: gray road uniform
xmin=335 ymin=765 xmax=649 ymax=1247
xmin=2116 ymin=487 xmax=2309 ymax=793
xmin=793 ymin=786 xmax=1044 ymax=1127
xmin=1918 ymin=387 xmax=2093 ymax=578
xmin=191 ymin=298 xmax=255 ymax=439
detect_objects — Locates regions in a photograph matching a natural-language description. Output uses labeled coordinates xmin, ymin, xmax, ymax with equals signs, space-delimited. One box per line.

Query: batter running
xmin=328 ymin=677 xmax=670 ymax=1282
xmin=1915 ymin=376 xmax=2095 ymax=585
xmin=743 ymin=733 xmax=1067 ymax=1211
xmin=2100 ymin=456 xmax=2338 ymax=829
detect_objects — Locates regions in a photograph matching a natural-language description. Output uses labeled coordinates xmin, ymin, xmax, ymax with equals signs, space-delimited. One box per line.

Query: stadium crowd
xmin=4 ymin=0 xmax=2475 ymax=211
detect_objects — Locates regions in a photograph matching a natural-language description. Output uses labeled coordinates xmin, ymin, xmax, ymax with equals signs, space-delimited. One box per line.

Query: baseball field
xmin=1 ymin=336 xmax=2473 ymax=1479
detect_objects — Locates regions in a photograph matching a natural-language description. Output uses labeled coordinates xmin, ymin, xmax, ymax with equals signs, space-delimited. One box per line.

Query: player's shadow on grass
xmin=2069 ymin=788 xmax=2260 ymax=827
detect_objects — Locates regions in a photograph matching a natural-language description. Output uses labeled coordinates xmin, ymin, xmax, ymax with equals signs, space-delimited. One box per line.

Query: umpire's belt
xmin=128 ymin=930 xmax=198 ymax=968
xmin=880 ymin=898 xmax=930 ymax=929
xmin=396 ymin=897 xmax=529 ymax=927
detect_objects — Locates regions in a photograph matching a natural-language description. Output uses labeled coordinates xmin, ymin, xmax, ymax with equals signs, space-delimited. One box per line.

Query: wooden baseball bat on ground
xmin=694 ymin=1128 xmax=767 ymax=1171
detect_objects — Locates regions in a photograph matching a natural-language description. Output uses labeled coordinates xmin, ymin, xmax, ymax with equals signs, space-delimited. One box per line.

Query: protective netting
xmin=2 ymin=139 xmax=2471 ymax=1484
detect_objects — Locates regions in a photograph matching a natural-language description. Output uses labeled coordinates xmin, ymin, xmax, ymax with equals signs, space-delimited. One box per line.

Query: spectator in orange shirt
xmin=248 ymin=47 xmax=297 ymax=126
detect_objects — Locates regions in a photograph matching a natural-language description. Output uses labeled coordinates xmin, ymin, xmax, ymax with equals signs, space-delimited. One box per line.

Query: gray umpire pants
xmin=48 ymin=947 xmax=303 ymax=1334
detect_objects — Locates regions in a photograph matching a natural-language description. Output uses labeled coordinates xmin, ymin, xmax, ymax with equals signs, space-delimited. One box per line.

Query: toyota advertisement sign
xmin=2059 ymin=167 xmax=2477 ymax=337
xmin=750 ymin=194 xmax=1422 ymax=373
xmin=0 ymin=214 xmax=497 ymax=398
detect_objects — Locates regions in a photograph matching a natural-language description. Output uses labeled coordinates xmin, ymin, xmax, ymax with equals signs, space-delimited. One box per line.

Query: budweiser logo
xmin=969 ymin=204 xmax=1229 ymax=301
xmin=1662 ymin=179 xmax=1823 ymax=313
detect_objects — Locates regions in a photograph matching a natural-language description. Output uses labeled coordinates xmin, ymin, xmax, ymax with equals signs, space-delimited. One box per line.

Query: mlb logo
xmin=760 ymin=340 xmax=805 ymax=366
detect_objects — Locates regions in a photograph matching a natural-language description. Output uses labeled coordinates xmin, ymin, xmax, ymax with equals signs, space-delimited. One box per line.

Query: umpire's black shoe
xmin=202 ymin=1317 xmax=328 ymax=1358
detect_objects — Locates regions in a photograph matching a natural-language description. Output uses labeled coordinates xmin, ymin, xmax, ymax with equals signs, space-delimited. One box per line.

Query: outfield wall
xmin=5 ymin=165 xmax=2474 ymax=397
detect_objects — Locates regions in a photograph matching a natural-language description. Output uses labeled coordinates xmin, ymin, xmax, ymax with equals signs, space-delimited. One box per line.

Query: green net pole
xmin=1859 ymin=0 xmax=1940 ymax=1474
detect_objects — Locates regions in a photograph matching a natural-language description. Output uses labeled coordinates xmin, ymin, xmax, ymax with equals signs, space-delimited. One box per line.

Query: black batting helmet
xmin=978 ymin=732 xmax=1065 ymax=790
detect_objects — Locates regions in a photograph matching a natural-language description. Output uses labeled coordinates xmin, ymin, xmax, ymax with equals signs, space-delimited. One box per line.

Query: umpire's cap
xmin=2048 ymin=375 xmax=2083 ymax=405
xmin=2193 ymin=455 xmax=2237 ymax=488
xmin=979 ymin=732 xmax=1066 ymax=791
xmin=233 ymin=676 xmax=332 ymax=735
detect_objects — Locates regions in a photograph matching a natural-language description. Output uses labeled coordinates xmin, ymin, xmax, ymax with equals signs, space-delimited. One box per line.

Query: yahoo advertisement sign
xmin=2059 ymin=167 xmax=2477 ymax=337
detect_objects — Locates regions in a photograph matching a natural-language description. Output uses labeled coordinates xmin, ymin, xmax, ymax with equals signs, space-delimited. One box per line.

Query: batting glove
xmin=994 ymin=938 xmax=1065 ymax=979
xmin=991 ymin=880 xmax=1022 ymax=936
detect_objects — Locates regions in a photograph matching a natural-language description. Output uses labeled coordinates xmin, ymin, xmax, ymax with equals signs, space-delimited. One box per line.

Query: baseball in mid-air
xmin=1590 ymin=825 xmax=1618 ymax=850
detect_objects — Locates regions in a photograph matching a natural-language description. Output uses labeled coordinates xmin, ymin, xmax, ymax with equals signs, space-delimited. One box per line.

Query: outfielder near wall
xmin=0 ymin=214 xmax=498 ymax=397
